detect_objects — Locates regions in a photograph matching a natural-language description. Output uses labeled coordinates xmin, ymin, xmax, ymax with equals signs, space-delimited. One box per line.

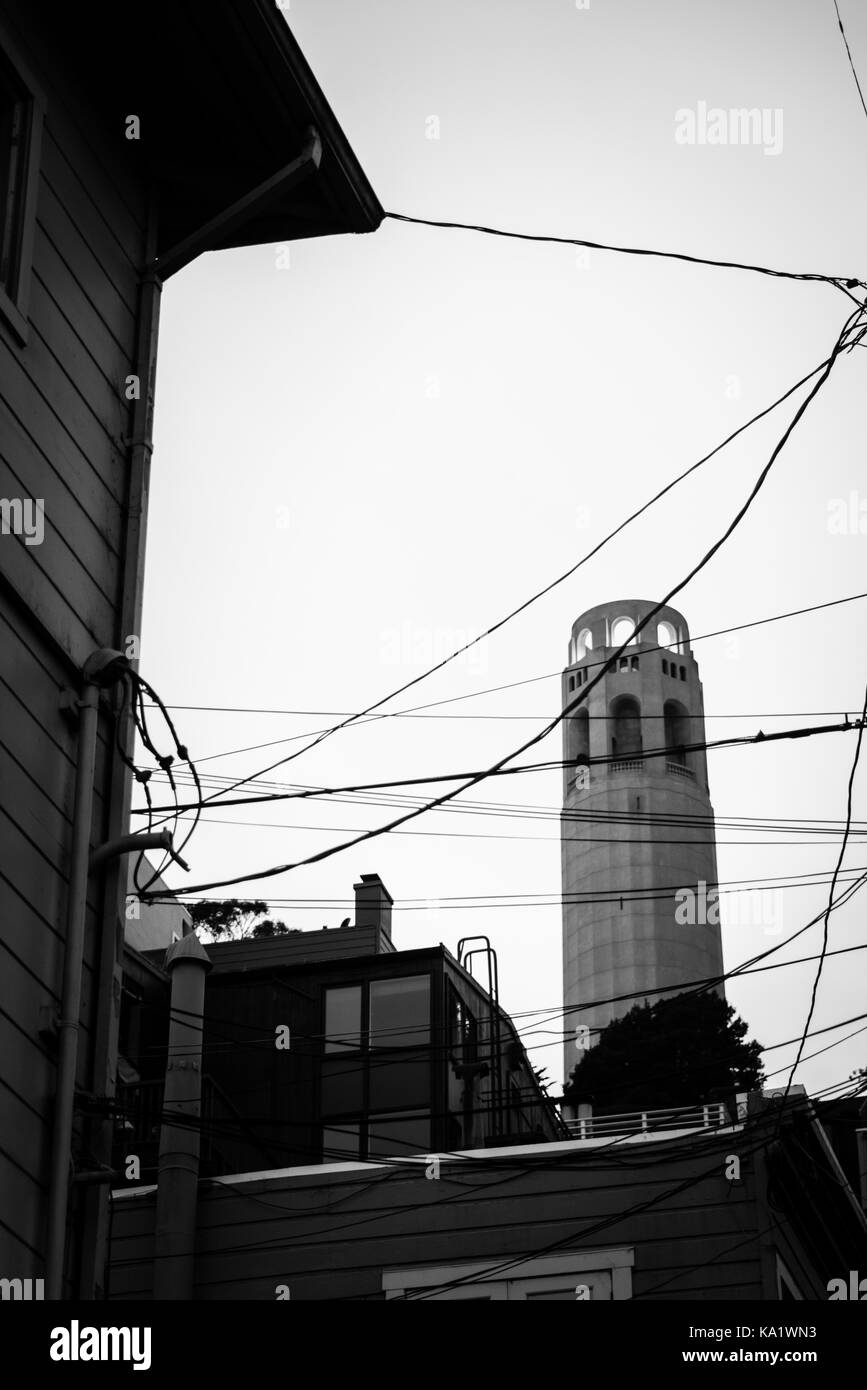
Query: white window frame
xmin=0 ymin=22 xmax=45 ymax=346
xmin=383 ymin=1247 xmax=633 ymax=1300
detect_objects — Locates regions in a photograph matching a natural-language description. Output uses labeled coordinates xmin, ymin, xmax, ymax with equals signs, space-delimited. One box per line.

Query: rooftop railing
xmin=563 ymin=1101 xmax=729 ymax=1140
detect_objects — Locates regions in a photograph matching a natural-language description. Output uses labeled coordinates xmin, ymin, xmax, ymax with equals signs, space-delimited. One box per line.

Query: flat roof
xmin=111 ymin=1123 xmax=745 ymax=1200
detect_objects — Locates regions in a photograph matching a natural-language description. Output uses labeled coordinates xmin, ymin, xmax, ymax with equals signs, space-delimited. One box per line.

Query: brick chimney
xmin=354 ymin=873 xmax=392 ymax=940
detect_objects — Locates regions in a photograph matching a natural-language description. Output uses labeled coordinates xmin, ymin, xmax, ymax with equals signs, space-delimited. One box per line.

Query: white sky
xmin=139 ymin=0 xmax=867 ymax=1094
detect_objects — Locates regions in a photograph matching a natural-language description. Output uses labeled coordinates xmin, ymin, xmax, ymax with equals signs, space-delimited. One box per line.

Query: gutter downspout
xmin=81 ymin=202 xmax=162 ymax=1301
xmin=153 ymin=934 xmax=212 ymax=1300
xmin=45 ymin=688 xmax=179 ymax=1299
xmin=45 ymin=681 xmax=101 ymax=1300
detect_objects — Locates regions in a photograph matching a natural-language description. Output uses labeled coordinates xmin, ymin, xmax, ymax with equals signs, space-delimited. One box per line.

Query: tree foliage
xmin=563 ymin=991 xmax=764 ymax=1113
xmin=186 ymin=898 xmax=294 ymax=942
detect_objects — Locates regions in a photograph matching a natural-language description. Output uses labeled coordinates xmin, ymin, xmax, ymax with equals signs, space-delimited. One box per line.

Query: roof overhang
xmin=64 ymin=0 xmax=383 ymax=273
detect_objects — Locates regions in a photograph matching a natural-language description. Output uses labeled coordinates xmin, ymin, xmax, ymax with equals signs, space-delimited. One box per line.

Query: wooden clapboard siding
xmin=106 ymin=1141 xmax=768 ymax=1301
xmin=0 ymin=598 xmax=111 ymax=780
xmin=0 ymin=461 xmax=118 ymax=648
xmin=1 ymin=350 xmax=125 ymax=533
xmin=40 ymin=128 xmax=141 ymax=306
xmin=35 ymin=179 xmax=137 ymax=360
xmin=28 ymin=273 xmax=131 ymax=461
xmin=0 ymin=577 xmax=108 ymax=1270
xmin=31 ymin=226 xmax=137 ymax=409
xmin=0 ymin=18 xmax=137 ymax=1245
xmin=0 ymin=0 xmax=146 ymax=679
xmin=0 ymin=1134 xmax=47 ymax=1265
xmin=0 ymin=599 xmax=111 ymax=823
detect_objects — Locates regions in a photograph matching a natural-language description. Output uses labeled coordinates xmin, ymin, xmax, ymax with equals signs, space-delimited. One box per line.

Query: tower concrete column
xmin=561 ymin=600 xmax=724 ymax=1085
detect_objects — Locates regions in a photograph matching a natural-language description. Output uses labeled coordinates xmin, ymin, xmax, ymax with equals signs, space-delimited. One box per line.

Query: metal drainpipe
xmin=153 ymin=934 xmax=212 ymax=1300
xmin=44 ymin=668 xmax=173 ymax=1298
xmin=45 ymin=681 xmax=101 ymax=1300
xmin=79 ymin=206 xmax=162 ymax=1301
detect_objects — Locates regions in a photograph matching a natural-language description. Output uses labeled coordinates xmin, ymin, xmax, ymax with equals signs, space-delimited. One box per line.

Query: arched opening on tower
xmin=610 ymin=695 xmax=642 ymax=760
xmin=664 ymin=699 xmax=690 ymax=766
xmin=611 ymin=617 xmax=635 ymax=648
xmin=569 ymin=707 xmax=590 ymax=768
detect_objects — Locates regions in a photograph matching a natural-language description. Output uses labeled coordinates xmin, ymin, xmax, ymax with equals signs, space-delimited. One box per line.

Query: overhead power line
xmin=385 ymin=210 xmax=863 ymax=296
xmin=833 ymin=0 xmax=867 ymax=125
xmin=138 ymin=294 xmax=866 ymax=898
xmin=178 ymin=810 xmax=867 ymax=850
xmin=172 ymin=864 xmax=866 ymax=911
xmin=142 ymin=587 xmax=867 ymax=771
xmin=136 ymin=714 xmax=864 ymax=817
xmin=778 ymin=675 xmax=867 ymax=1111
xmin=145 ymin=765 xmax=867 ymax=841
xmin=131 ymin=869 xmax=867 ymax=1070
xmin=162 ymin=346 xmax=862 ymax=818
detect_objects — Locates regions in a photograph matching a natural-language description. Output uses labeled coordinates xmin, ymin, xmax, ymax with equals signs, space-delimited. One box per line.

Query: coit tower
xmin=561 ymin=599 xmax=725 ymax=1082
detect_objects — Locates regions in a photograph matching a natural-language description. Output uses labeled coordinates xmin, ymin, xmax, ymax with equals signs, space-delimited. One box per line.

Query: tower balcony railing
xmin=608 ymin=757 xmax=644 ymax=774
xmin=603 ymin=757 xmax=696 ymax=779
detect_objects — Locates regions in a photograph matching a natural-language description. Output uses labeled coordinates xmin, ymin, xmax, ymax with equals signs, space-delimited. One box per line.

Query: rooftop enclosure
xmin=116 ymin=878 xmax=562 ymax=1186
xmin=561 ymin=601 xmax=725 ymax=1076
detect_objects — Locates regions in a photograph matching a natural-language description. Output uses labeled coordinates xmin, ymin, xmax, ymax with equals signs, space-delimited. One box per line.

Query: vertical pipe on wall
xmin=153 ymin=935 xmax=212 ymax=1300
xmin=45 ymin=682 xmax=101 ymax=1300
xmin=82 ymin=204 xmax=162 ymax=1301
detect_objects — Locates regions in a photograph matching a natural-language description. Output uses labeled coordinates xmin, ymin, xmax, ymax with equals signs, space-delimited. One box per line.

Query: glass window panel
xmin=321 ymin=1053 xmax=364 ymax=1115
xmin=368 ymin=1109 xmax=430 ymax=1158
xmin=368 ymin=1052 xmax=430 ymax=1112
xmin=369 ymin=976 xmax=430 ymax=1048
xmin=324 ymin=985 xmax=362 ymax=1051
xmin=322 ymin=1124 xmax=360 ymax=1161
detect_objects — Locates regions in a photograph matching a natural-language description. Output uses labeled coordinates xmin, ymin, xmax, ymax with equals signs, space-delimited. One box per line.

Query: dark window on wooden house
xmin=0 ymin=38 xmax=43 ymax=341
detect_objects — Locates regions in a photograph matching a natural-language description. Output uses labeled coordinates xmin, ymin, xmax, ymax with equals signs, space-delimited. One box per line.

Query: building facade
xmin=0 ymin=0 xmax=381 ymax=1297
xmin=561 ymin=599 xmax=725 ymax=1079
xmin=108 ymin=1092 xmax=867 ymax=1300
xmin=114 ymin=875 xmax=563 ymax=1186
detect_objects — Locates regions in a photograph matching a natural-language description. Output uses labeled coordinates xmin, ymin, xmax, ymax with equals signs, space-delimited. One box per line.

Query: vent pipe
xmin=153 ymin=934 xmax=211 ymax=1300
